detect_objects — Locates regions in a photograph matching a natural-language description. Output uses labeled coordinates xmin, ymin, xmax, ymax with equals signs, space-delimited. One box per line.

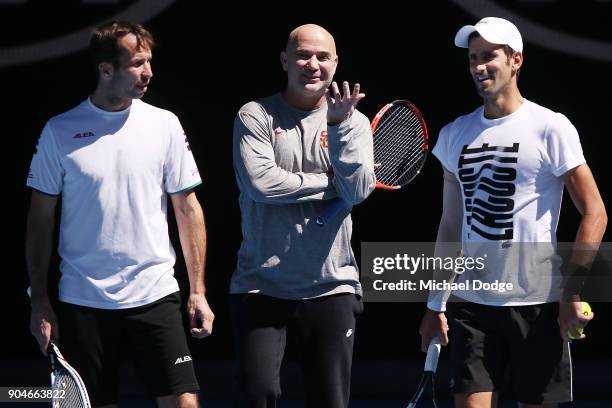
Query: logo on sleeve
xmin=320 ymin=130 xmax=329 ymax=149
xmin=73 ymin=131 xmax=95 ymax=139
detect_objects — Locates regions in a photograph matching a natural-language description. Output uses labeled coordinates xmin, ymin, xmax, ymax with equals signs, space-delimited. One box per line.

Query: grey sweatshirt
xmin=231 ymin=93 xmax=376 ymax=299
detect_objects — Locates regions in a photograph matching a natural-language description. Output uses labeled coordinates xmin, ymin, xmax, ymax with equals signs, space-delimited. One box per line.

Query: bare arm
xmin=435 ymin=167 xmax=464 ymax=244
xmin=171 ymin=190 xmax=214 ymax=338
xmin=558 ymin=164 xmax=607 ymax=340
xmin=562 ymin=164 xmax=607 ymax=266
xmin=420 ymin=166 xmax=463 ymax=350
xmin=26 ymin=190 xmax=59 ymax=355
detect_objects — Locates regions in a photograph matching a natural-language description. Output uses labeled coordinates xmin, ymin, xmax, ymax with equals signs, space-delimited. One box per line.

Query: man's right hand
xmin=29 ymin=298 xmax=59 ymax=356
xmin=419 ymin=308 xmax=449 ymax=352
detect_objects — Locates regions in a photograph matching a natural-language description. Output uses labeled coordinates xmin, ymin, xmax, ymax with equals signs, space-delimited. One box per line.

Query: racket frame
xmin=315 ymin=99 xmax=429 ymax=226
xmin=405 ymin=337 xmax=441 ymax=408
xmin=372 ymin=100 xmax=429 ymax=190
xmin=49 ymin=341 xmax=92 ymax=408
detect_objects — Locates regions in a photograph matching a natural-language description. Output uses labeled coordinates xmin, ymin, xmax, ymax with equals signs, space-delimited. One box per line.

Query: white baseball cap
xmin=454 ymin=17 xmax=523 ymax=52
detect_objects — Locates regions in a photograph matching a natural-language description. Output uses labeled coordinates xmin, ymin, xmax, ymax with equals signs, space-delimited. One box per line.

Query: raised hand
xmin=325 ymin=81 xmax=365 ymax=125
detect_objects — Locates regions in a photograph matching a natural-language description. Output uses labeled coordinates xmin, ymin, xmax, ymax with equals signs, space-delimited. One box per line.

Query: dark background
xmin=1 ymin=0 xmax=611 ymax=400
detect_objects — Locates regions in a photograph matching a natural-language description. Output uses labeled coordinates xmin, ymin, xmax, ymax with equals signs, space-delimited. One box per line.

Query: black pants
xmin=230 ymin=293 xmax=363 ymax=408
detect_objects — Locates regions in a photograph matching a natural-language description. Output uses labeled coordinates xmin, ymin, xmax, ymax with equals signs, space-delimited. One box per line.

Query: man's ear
xmin=512 ymin=51 xmax=523 ymax=73
xmin=280 ymin=51 xmax=288 ymax=72
xmin=99 ymin=62 xmax=114 ymax=79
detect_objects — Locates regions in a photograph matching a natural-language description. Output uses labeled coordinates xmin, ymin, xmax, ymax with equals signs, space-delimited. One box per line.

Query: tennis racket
xmin=315 ymin=100 xmax=429 ymax=226
xmin=406 ymin=336 xmax=441 ymax=408
xmin=26 ymin=287 xmax=91 ymax=406
xmin=49 ymin=341 xmax=92 ymax=407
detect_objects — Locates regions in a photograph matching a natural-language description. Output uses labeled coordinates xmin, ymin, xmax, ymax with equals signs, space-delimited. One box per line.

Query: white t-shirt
xmin=430 ymin=99 xmax=585 ymax=309
xmin=27 ymin=98 xmax=202 ymax=309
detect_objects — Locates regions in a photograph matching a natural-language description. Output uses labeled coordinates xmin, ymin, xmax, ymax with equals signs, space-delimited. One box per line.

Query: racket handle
xmin=424 ymin=337 xmax=441 ymax=373
xmin=315 ymin=197 xmax=348 ymax=226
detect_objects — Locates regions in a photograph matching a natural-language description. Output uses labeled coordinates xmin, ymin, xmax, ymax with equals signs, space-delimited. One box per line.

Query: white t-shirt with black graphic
xmin=430 ymin=99 xmax=585 ymax=309
xmin=27 ymin=98 xmax=202 ymax=309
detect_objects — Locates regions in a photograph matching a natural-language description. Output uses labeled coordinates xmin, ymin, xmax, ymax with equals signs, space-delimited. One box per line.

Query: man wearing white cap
xmin=419 ymin=17 xmax=607 ymax=407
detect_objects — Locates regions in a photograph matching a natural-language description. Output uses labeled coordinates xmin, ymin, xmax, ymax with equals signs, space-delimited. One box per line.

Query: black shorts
xmin=447 ymin=301 xmax=572 ymax=405
xmin=58 ymin=292 xmax=199 ymax=406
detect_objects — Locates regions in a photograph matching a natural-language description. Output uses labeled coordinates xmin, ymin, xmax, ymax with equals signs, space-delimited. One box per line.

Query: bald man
xmin=230 ymin=24 xmax=375 ymax=407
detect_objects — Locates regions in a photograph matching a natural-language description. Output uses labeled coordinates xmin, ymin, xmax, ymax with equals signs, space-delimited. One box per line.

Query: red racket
xmin=316 ymin=100 xmax=429 ymax=225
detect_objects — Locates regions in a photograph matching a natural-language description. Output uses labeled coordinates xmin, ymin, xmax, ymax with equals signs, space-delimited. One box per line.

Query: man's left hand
xmin=187 ymin=293 xmax=214 ymax=339
xmin=326 ymin=81 xmax=365 ymax=125
xmin=558 ymin=299 xmax=593 ymax=341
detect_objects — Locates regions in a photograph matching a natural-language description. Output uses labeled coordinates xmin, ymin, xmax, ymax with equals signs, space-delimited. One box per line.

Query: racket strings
xmin=378 ymin=138 xmax=423 ymax=185
xmin=383 ymin=125 xmax=426 ymax=177
xmin=377 ymin=115 xmax=425 ymax=178
xmin=373 ymin=104 xmax=427 ymax=186
xmin=374 ymin=108 xmax=426 ymax=184
xmin=52 ymin=369 xmax=89 ymax=408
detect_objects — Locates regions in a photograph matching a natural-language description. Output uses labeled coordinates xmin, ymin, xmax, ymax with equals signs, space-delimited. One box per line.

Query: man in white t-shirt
xmin=26 ymin=21 xmax=214 ymax=408
xmin=419 ymin=17 xmax=607 ymax=408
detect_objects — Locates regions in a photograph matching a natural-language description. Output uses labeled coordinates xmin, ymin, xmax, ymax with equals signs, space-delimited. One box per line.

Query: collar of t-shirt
xmin=86 ymin=97 xmax=135 ymax=117
xmin=480 ymin=99 xmax=527 ymax=127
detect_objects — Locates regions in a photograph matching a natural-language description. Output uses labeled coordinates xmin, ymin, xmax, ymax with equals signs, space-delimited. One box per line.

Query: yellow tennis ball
xmin=567 ymin=302 xmax=592 ymax=340
xmin=580 ymin=302 xmax=592 ymax=317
